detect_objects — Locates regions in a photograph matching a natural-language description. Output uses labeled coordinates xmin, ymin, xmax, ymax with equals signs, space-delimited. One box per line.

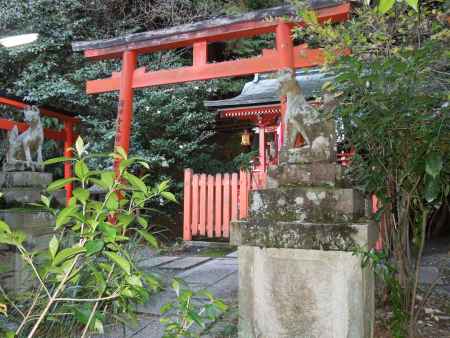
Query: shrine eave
xmin=205 ymin=68 xmax=333 ymax=109
xmin=72 ymin=0 xmax=348 ymax=60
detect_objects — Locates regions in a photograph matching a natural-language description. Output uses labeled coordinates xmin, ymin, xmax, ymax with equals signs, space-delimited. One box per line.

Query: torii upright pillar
xmin=114 ymin=50 xmax=137 ymax=171
xmin=275 ymin=22 xmax=295 ymax=151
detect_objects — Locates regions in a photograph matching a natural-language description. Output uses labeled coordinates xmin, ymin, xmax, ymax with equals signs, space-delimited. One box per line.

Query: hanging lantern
xmin=241 ymin=129 xmax=251 ymax=146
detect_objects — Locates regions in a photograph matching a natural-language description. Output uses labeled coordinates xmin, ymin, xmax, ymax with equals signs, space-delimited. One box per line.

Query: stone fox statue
xmin=277 ymin=68 xmax=335 ymax=163
xmin=5 ymin=105 xmax=44 ymax=171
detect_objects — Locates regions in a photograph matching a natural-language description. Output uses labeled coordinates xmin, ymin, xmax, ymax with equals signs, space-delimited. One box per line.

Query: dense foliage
xmin=295 ymin=1 xmax=449 ymax=336
xmin=0 ymin=0 xmax=281 ymax=179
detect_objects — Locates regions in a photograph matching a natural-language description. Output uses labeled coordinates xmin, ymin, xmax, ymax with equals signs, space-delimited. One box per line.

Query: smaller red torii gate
xmin=0 ymin=94 xmax=80 ymax=203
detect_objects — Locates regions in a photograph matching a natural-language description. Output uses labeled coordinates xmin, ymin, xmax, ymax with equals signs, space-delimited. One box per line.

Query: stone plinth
xmin=249 ymin=187 xmax=365 ymax=224
xmin=238 ymin=246 xmax=374 ymax=338
xmin=0 ymin=172 xmax=52 ymax=204
xmin=0 ymin=172 xmax=55 ymax=291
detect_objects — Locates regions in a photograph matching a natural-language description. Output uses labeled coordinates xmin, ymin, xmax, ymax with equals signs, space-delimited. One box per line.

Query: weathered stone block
xmin=231 ymin=220 xmax=376 ymax=251
xmin=267 ymin=162 xmax=338 ymax=188
xmin=249 ymin=187 xmax=366 ymax=223
xmin=0 ymin=172 xmax=52 ymax=188
xmin=238 ymin=246 xmax=374 ymax=338
xmin=0 ymin=210 xmax=54 ymax=237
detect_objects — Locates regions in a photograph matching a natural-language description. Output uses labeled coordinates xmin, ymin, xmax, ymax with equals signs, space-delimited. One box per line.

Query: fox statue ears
xmin=26 ymin=105 xmax=40 ymax=113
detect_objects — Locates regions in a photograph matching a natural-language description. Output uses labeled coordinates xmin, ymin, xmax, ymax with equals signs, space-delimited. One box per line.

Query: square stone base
xmin=238 ymin=246 xmax=374 ymax=338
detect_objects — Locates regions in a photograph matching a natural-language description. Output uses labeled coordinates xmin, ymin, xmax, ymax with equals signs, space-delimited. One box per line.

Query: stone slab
xmin=238 ymin=246 xmax=374 ymax=338
xmin=248 ymin=186 xmax=366 ymax=223
xmin=159 ymin=256 xmax=211 ymax=270
xmin=1 ymin=187 xmax=45 ymax=204
xmin=138 ymin=256 xmax=179 ymax=269
xmin=226 ymin=251 xmax=238 ymax=258
xmin=0 ymin=172 xmax=52 ymax=188
xmin=177 ymin=258 xmax=238 ymax=285
xmin=0 ymin=210 xmax=54 ymax=236
xmin=231 ymin=220 xmax=377 ymax=251
xmin=267 ymin=162 xmax=339 ymax=188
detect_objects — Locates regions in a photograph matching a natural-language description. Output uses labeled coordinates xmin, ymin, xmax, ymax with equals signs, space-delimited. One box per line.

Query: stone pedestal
xmin=231 ymin=149 xmax=375 ymax=337
xmin=0 ymin=172 xmax=55 ymax=291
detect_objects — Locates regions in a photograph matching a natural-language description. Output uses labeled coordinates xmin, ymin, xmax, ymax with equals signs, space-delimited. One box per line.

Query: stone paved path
xmin=96 ymin=252 xmax=238 ymax=338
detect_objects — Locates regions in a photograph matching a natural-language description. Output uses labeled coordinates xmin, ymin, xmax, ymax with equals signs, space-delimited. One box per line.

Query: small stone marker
xmin=159 ymin=256 xmax=211 ymax=270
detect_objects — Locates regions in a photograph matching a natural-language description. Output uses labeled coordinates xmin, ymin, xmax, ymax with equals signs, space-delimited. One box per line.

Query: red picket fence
xmin=183 ymin=169 xmax=252 ymax=240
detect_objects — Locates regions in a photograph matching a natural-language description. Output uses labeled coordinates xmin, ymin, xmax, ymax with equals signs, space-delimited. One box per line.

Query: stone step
xmin=249 ymin=186 xmax=366 ymax=223
xmin=0 ymin=172 xmax=52 ymax=188
xmin=231 ymin=220 xmax=376 ymax=251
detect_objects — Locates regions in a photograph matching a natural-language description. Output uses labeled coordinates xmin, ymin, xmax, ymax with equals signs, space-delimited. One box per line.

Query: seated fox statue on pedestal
xmin=3 ymin=105 xmax=44 ymax=172
xmin=277 ymin=68 xmax=336 ymax=164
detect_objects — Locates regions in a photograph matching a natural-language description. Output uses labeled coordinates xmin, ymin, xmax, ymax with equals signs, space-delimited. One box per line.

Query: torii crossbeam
xmin=72 ymin=2 xmax=350 ymax=161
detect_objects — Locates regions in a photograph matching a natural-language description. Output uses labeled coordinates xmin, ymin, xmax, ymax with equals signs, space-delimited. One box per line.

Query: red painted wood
xmin=193 ymin=41 xmax=208 ymax=66
xmin=183 ymin=169 xmax=193 ymax=240
xmin=0 ymin=119 xmax=66 ymax=141
xmin=199 ymin=174 xmax=207 ymax=236
xmin=231 ymin=173 xmax=238 ymax=221
xmin=86 ymin=47 xmax=326 ymax=94
xmin=192 ymin=174 xmax=199 ymax=236
xmin=215 ymin=174 xmax=222 ymax=237
xmin=207 ymin=175 xmax=214 ymax=238
xmin=113 ymin=50 xmax=137 ymax=172
xmin=258 ymin=126 xmax=265 ymax=171
xmin=64 ymin=121 xmax=74 ymax=205
xmin=223 ymin=173 xmax=231 ymax=238
xmin=82 ymin=4 xmax=350 ymax=60
xmin=276 ymin=22 xmax=295 ymax=70
xmin=239 ymin=170 xmax=248 ymax=219
xmin=0 ymin=97 xmax=80 ymax=123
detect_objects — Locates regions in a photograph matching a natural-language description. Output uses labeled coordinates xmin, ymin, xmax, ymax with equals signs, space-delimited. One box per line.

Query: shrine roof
xmin=205 ymin=68 xmax=332 ymax=109
xmin=72 ymin=0 xmax=345 ymax=56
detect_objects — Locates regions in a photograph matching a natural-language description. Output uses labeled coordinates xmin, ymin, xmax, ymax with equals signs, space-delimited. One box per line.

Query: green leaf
xmin=104 ymin=251 xmax=131 ymax=275
xmin=47 ymin=177 xmax=77 ymax=192
xmin=75 ymin=160 xmax=90 ymax=180
xmin=0 ymin=231 xmax=26 ymax=246
xmin=160 ymin=303 xmax=173 ymax=314
xmin=99 ymin=223 xmax=117 ymax=240
xmin=405 ymin=0 xmax=418 ymax=11
xmin=40 ymin=195 xmax=51 ymax=208
xmin=137 ymin=229 xmax=158 ymax=248
xmin=425 ymin=153 xmax=443 ymax=179
xmin=127 ymin=275 xmax=143 ymax=287
xmin=118 ymin=214 xmax=134 ymax=229
xmin=73 ymin=187 xmax=90 ymax=203
xmin=0 ymin=220 xmax=11 ymax=234
xmin=424 ymin=177 xmax=440 ymax=203
xmin=53 ymin=246 xmax=85 ymax=266
xmin=124 ymin=172 xmax=147 ymax=193
xmin=115 ymin=146 xmax=128 ymax=160
xmin=49 ymin=235 xmax=59 ymax=260
xmin=100 ymin=171 xmax=116 ymax=188
xmin=377 ymin=0 xmax=395 ymax=13
xmin=75 ymin=136 xmax=86 ymax=156
xmin=85 ymin=240 xmax=104 ymax=256
xmin=55 ymin=206 xmax=77 ymax=229
xmin=161 ymin=191 xmax=176 ymax=203
xmin=106 ymin=193 xmax=119 ymax=211
xmin=44 ymin=156 xmax=73 ymax=165
xmin=94 ymin=319 xmax=104 ymax=334
xmin=137 ymin=216 xmax=148 ymax=229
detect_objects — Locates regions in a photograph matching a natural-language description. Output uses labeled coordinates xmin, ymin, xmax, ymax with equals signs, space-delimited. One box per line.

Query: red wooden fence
xmin=183 ymin=169 xmax=251 ymax=240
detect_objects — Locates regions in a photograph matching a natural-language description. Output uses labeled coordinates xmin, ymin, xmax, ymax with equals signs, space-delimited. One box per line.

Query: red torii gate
xmin=0 ymin=94 xmax=80 ymax=202
xmin=72 ymin=2 xmax=350 ymax=164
